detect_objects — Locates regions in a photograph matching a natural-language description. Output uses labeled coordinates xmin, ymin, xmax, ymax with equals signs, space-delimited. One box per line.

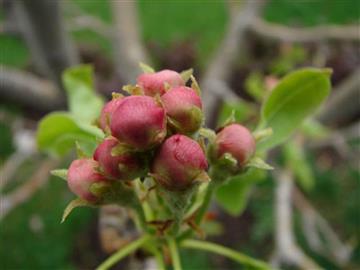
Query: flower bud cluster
xmin=67 ymin=69 xmax=208 ymax=202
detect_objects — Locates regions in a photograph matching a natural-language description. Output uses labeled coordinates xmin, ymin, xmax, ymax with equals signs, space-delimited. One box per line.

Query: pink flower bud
xmin=214 ymin=124 xmax=255 ymax=167
xmin=110 ymin=95 xmax=166 ymax=150
xmin=93 ymin=137 xmax=145 ymax=180
xmin=99 ymin=97 xmax=123 ymax=132
xmin=161 ymin=86 xmax=203 ymax=134
xmin=151 ymin=134 xmax=208 ymax=191
xmin=137 ymin=70 xmax=184 ymax=96
xmin=67 ymin=159 xmax=109 ymax=202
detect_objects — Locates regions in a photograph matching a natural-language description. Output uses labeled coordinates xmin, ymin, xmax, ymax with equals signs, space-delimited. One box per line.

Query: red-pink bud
xmin=110 ymin=95 xmax=166 ymax=150
xmin=161 ymin=86 xmax=203 ymax=134
xmin=93 ymin=137 xmax=145 ymax=180
xmin=137 ymin=70 xmax=184 ymax=96
xmin=99 ymin=97 xmax=123 ymax=132
xmin=67 ymin=159 xmax=109 ymax=202
xmin=214 ymin=124 xmax=255 ymax=167
xmin=151 ymin=134 xmax=208 ymax=191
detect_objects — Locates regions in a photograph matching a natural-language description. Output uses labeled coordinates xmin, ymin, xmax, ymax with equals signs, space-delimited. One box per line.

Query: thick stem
xmin=194 ymin=182 xmax=216 ymax=225
xmin=167 ymin=237 xmax=182 ymax=270
xmin=132 ymin=199 xmax=148 ymax=233
xmin=181 ymin=239 xmax=271 ymax=270
xmin=96 ymin=235 xmax=151 ymax=270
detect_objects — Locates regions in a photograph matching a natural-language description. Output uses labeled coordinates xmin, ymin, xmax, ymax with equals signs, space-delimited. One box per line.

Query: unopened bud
xmin=67 ymin=159 xmax=109 ymax=202
xmin=110 ymin=96 xmax=167 ymax=150
xmin=161 ymin=86 xmax=203 ymax=134
xmin=137 ymin=69 xmax=184 ymax=96
xmin=94 ymin=137 xmax=145 ymax=180
xmin=151 ymin=134 xmax=208 ymax=191
xmin=212 ymin=124 xmax=255 ymax=168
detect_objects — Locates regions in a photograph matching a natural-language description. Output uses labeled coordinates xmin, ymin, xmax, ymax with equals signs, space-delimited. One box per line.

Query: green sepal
xmin=112 ymin=92 xmax=124 ymax=99
xmin=139 ymin=62 xmax=155 ymax=73
xmin=199 ymin=128 xmax=216 ymax=142
xmin=51 ymin=169 xmax=68 ymax=181
xmin=194 ymin=171 xmax=211 ymax=185
xmin=253 ymin=128 xmax=273 ymax=143
xmin=180 ymin=68 xmax=193 ymax=83
xmin=222 ymin=110 xmax=236 ymax=127
xmin=123 ymin=84 xmax=143 ymax=95
xmin=163 ymin=82 xmax=171 ymax=91
xmin=111 ymin=143 xmax=133 ymax=156
xmin=246 ymin=157 xmax=273 ymax=170
xmin=75 ymin=141 xmax=88 ymax=158
xmin=61 ymin=198 xmax=91 ymax=223
xmin=190 ymin=75 xmax=201 ymax=96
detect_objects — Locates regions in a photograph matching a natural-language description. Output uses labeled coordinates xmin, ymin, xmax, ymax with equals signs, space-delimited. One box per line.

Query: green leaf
xmin=139 ymin=62 xmax=155 ymax=73
xmin=37 ymin=112 xmax=103 ymax=157
xmin=283 ymin=141 xmax=315 ymax=191
xmin=180 ymin=68 xmax=193 ymax=83
xmin=246 ymin=157 xmax=274 ymax=171
xmin=62 ymin=65 xmax=104 ymax=123
xmin=50 ymin=169 xmax=68 ymax=181
xmin=257 ymin=68 xmax=331 ymax=151
xmin=61 ymin=198 xmax=91 ymax=223
xmin=215 ymin=169 xmax=266 ymax=216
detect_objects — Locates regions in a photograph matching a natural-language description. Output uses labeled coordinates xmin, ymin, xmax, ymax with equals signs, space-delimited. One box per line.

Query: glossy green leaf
xmin=215 ymin=169 xmax=266 ymax=216
xmin=37 ymin=112 xmax=103 ymax=157
xmin=62 ymin=65 xmax=104 ymax=123
xmin=257 ymin=68 xmax=331 ymax=151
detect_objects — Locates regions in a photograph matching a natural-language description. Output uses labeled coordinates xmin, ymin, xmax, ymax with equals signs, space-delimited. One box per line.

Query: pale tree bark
xmin=111 ymin=0 xmax=149 ymax=83
xmin=272 ymin=170 xmax=320 ymax=269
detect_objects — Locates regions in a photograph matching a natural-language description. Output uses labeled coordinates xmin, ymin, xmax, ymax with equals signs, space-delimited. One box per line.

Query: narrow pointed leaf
xmin=61 ymin=198 xmax=90 ymax=223
xmin=180 ymin=68 xmax=193 ymax=83
xmin=139 ymin=62 xmax=155 ymax=73
xmin=246 ymin=157 xmax=273 ymax=170
xmin=51 ymin=169 xmax=68 ymax=181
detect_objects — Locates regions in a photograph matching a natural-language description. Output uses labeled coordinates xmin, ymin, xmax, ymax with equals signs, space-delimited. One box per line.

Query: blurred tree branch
xmin=202 ymin=0 xmax=265 ymax=127
xmin=318 ymin=68 xmax=360 ymax=126
xmin=13 ymin=0 xmax=79 ymax=90
xmin=110 ymin=0 xmax=149 ymax=83
xmin=0 ymin=158 xmax=60 ymax=221
xmin=68 ymin=15 xmax=113 ymax=39
xmin=0 ymin=65 xmax=64 ymax=110
xmin=294 ymin=187 xmax=354 ymax=266
xmin=272 ymin=169 xmax=320 ymax=269
xmin=250 ymin=18 xmax=360 ymax=42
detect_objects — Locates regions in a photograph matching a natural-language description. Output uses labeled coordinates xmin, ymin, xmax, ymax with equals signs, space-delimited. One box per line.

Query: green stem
xmin=96 ymin=235 xmax=151 ymax=270
xmin=194 ymin=182 xmax=216 ymax=224
xmin=149 ymin=247 xmax=166 ymax=270
xmin=167 ymin=237 xmax=182 ymax=270
xmin=178 ymin=182 xmax=217 ymax=241
xmin=181 ymin=239 xmax=272 ymax=270
xmin=132 ymin=200 xmax=148 ymax=232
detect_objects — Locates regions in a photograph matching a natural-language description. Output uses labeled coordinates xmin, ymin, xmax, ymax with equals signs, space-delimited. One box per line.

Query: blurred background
xmin=0 ymin=0 xmax=359 ymax=269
